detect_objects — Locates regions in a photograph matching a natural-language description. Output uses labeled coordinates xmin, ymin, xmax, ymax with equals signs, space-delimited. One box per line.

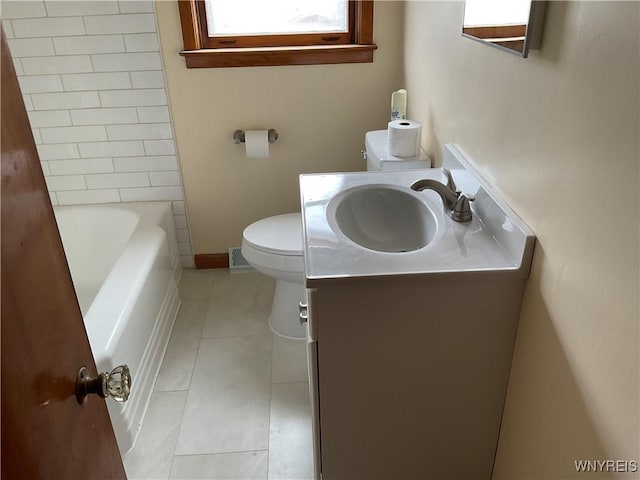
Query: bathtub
xmin=54 ymin=202 xmax=182 ymax=456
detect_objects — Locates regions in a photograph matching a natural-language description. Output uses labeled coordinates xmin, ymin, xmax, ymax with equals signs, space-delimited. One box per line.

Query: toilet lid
xmin=243 ymin=213 xmax=303 ymax=256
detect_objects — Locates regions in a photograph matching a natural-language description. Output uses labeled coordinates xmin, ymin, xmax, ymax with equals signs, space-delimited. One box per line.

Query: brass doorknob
xmin=76 ymin=365 xmax=131 ymax=405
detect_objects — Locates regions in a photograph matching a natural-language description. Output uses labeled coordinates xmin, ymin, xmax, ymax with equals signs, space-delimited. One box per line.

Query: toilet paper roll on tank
xmin=387 ymin=119 xmax=422 ymax=158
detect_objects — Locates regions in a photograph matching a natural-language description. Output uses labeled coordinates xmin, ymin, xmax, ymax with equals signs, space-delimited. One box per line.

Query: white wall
xmin=2 ymin=0 xmax=193 ymax=267
xmin=403 ymin=1 xmax=639 ymax=477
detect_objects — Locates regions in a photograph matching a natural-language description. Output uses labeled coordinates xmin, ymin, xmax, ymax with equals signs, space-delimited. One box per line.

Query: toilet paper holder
xmin=233 ymin=129 xmax=278 ymax=144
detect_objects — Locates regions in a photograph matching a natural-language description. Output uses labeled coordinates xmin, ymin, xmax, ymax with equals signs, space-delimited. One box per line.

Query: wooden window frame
xmin=178 ymin=0 xmax=377 ymax=68
xmin=462 ymin=24 xmax=527 ymax=54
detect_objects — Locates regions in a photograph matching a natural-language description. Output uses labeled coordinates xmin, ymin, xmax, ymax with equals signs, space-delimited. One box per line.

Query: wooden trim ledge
xmin=180 ymin=44 xmax=378 ymax=68
xmin=194 ymin=253 xmax=229 ymax=269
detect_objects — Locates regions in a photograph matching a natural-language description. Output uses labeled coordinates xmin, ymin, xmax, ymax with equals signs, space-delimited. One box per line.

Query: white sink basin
xmin=327 ymin=184 xmax=437 ymax=253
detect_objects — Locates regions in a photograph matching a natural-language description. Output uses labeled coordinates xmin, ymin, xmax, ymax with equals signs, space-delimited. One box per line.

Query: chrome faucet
xmin=411 ymin=169 xmax=474 ymax=222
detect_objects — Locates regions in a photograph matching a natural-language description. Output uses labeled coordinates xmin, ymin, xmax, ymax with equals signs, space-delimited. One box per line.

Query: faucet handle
xmin=451 ymin=194 xmax=474 ymax=222
xmin=442 ymin=168 xmax=460 ymax=194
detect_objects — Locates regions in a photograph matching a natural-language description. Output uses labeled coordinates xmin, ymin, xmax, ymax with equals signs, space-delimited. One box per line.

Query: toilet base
xmin=269 ymin=279 xmax=306 ymax=340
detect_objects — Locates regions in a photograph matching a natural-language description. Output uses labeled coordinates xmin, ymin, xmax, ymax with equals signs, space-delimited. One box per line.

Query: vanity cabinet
xmin=300 ymin=145 xmax=535 ymax=480
xmin=305 ymin=274 xmax=527 ymax=480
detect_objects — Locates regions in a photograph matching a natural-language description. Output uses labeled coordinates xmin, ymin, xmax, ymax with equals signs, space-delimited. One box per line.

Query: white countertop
xmin=300 ymin=146 xmax=535 ymax=286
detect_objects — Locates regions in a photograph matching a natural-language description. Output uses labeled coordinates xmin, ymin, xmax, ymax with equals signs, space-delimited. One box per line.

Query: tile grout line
xmin=167 ymin=445 xmax=177 ymax=479
xmin=166 ymin=282 xmax=212 ymax=475
xmin=200 ymin=332 xmax=273 ymax=340
xmin=172 ymin=448 xmax=269 ymax=459
xmin=266 ymin=332 xmax=275 ymax=479
xmin=168 ymin=342 xmax=196 ymax=467
xmin=155 ymin=298 xmax=189 ymax=479
xmin=167 ymin=274 xmax=215 ymax=469
xmin=271 ymin=380 xmax=309 ymax=386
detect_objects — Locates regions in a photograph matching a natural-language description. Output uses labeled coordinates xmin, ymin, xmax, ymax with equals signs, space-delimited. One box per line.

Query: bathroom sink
xmin=327 ymin=184 xmax=437 ymax=253
xmin=301 ymin=144 xmax=536 ymax=282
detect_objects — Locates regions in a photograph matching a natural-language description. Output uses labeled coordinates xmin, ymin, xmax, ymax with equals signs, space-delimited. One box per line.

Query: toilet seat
xmin=241 ymin=213 xmax=304 ymax=281
xmin=243 ymin=213 xmax=302 ymax=256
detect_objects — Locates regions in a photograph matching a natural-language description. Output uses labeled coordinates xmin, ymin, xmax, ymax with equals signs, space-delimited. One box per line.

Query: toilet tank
xmin=365 ymin=130 xmax=431 ymax=171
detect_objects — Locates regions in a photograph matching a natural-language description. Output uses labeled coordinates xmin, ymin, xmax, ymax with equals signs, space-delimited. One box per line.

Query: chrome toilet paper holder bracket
xmin=233 ymin=129 xmax=279 ymax=144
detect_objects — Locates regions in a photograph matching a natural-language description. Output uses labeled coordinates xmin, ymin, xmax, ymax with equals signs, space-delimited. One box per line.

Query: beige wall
xmin=155 ymin=1 xmax=404 ymax=254
xmin=404 ymin=1 xmax=639 ymax=478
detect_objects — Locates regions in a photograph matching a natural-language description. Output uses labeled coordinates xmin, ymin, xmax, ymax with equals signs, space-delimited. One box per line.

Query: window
xmin=178 ymin=0 xmax=376 ymax=68
xmin=204 ymin=0 xmax=350 ymax=44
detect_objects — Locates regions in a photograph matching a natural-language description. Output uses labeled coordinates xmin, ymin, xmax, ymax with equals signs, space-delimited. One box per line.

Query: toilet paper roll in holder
xmin=234 ymin=129 xmax=278 ymax=144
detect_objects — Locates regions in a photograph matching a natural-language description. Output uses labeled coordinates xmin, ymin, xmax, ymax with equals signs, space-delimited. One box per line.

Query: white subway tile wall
xmin=32 ymin=91 xmax=101 ymax=110
xmin=2 ymin=1 xmax=48 ymax=19
xmin=172 ymin=201 xmax=185 ymax=215
xmin=123 ymin=33 xmax=159 ymax=52
xmin=12 ymin=17 xmax=86 ymax=37
xmin=13 ymin=57 xmax=24 ymax=75
xmin=99 ymin=88 xmax=166 ymax=106
xmin=83 ymin=13 xmax=157 ymax=35
xmin=113 ymin=155 xmax=179 ymax=172
xmin=53 ymin=35 xmax=126 ymax=55
xmin=22 ymin=94 xmax=33 ymax=110
xmin=45 ymin=1 xmax=120 ymax=17
xmin=37 ymin=143 xmax=81 ymax=161
xmin=3 ymin=20 xmax=16 ymax=39
xmin=137 ymin=105 xmax=170 ymax=123
xmin=40 ymin=161 xmax=51 ymax=176
xmin=62 ymin=72 xmax=132 ymax=91
xmin=32 ymin=128 xmax=43 ymax=144
xmin=18 ymin=75 xmax=64 ymax=94
xmin=49 ymin=158 xmax=115 ymax=175
xmin=77 ymin=140 xmax=145 ymax=158
xmin=28 ymin=110 xmax=72 ymax=128
xmin=150 ymin=171 xmax=181 ymax=186
xmin=118 ymin=0 xmax=155 ymax=14
xmin=8 ymin=37 xmax=56 ymax=57
xmin=4 ymin=0 xmax=194 ymax=267
xmin=70 ymin=107 xmax=139 ymax=125
xmin=130 ymin=71 xmax=165 ymax=89
xmin=144 ymin=139 xmax=176 ymax=155
xmin=22 ymin=55 xmax=94 ymax=75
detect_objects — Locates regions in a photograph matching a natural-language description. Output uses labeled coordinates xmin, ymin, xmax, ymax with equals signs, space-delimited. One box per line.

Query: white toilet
xmin=241 ymin=130 xmax=431 ymax=339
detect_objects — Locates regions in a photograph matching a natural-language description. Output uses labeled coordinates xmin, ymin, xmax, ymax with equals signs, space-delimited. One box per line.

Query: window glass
xmin=463 ymin=0 xmax=531 ymax=26
xmin=204 ymin=0 xmax=349 ymax=36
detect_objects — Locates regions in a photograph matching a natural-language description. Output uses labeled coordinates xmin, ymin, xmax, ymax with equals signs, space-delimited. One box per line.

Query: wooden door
xmin=1 ymin=29 xmax=126 ymax=479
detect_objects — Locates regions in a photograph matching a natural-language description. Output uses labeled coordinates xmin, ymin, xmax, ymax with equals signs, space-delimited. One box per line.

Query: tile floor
xmin=124 ymin=269 xmax=313 ymax=480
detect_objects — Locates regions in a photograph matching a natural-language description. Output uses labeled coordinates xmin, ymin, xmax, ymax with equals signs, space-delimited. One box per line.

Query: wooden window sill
xmin=179 ymin=43 xmax=378 ymax=68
